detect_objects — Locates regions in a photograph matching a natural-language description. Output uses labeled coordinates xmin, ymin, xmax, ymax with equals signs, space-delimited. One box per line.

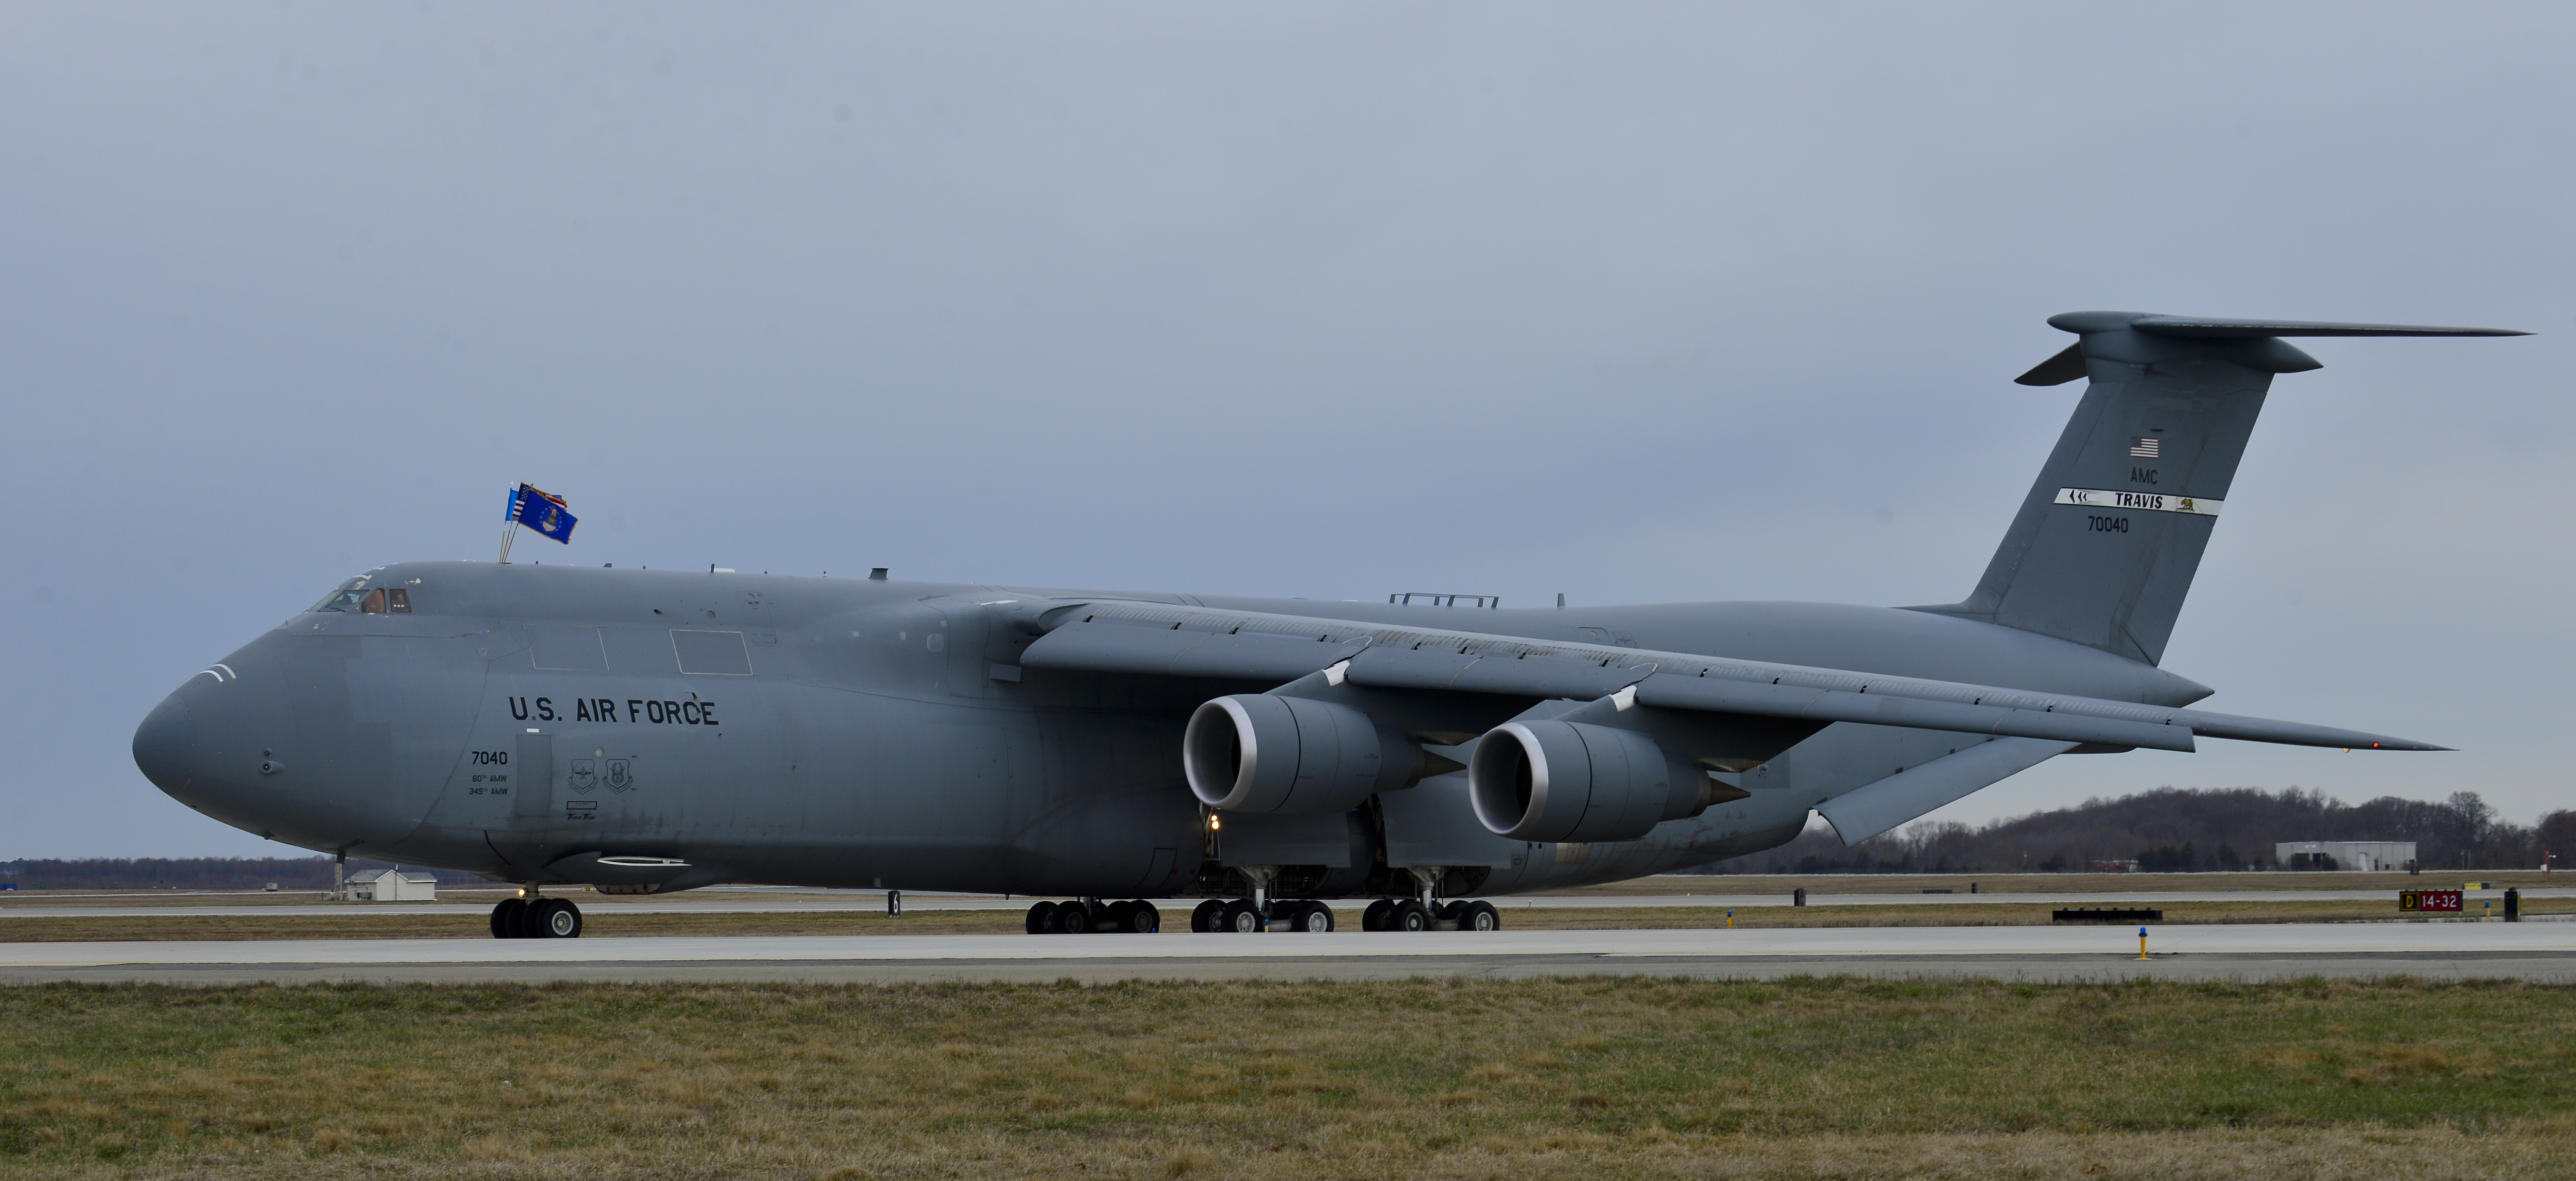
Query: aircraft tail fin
xmin=1910 ymin=311 xmax=2524 ymax=666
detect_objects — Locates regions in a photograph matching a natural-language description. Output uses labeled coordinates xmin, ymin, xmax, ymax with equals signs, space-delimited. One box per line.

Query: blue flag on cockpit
xmin=506 ymin=483 xmax=578 ymax=544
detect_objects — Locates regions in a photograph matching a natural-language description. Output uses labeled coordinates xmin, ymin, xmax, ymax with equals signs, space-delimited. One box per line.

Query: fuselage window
xmin=360 ymin=589 xmax=388 ymax=614
xmin=386 ymin=587 xmax=411 ymax=613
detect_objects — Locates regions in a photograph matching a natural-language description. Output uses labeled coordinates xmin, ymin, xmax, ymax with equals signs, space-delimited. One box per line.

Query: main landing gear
xmin=491 ymin=894 xmax=583 ymax=939
xmin=1024 ymin=898 xmax=1161 ymax=934
xmin=1361 ymin=898 xmax=1500 ymax=932
xmin=1187 ymin=898 xmax=1337 ymax=933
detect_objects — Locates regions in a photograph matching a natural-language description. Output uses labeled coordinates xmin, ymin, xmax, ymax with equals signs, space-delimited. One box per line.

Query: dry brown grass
xmin=0 ymin=977 xmax=2570 ymax=1178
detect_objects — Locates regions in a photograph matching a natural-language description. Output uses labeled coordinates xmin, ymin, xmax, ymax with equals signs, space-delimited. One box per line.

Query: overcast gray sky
xmin=5 ymin=4 xmax=2569 ymax=859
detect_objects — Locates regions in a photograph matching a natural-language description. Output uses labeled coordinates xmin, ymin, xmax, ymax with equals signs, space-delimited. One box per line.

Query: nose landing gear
xmin=491 ymin=894 xmax=584 ymax=939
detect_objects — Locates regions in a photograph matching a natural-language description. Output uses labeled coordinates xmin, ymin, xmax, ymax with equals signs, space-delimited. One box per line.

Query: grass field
xmin=1 ymin=897 xmax=2565 ymax=942
xmin=0 ymin=977 xmax=2569 ymax=1179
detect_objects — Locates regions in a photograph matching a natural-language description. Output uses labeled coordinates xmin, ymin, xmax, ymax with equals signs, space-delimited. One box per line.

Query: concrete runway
xmin=5 ymin=922 xmax=2567 ymax=986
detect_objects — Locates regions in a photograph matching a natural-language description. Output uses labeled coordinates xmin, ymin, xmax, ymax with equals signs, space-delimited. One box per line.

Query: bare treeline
xmin=1695 ymin=788 xmax=2576 ymax=874
xmin=0 ymin=858 xmax=488 ymax=891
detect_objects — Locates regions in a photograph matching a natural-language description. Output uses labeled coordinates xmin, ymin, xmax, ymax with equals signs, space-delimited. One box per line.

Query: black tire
xmin=1437 ymin=900 xmax=1468 ymax=922
xmin=1126 ymin=902 xmax=1161 ymax=933
xmin=1292 ymin=902 xmax=1334 ymax=933
xmin=1391 ymin=899 xmax=1432 ymax=932
xmin=1025 ymin=901 xmax=1059 ymax=934
xmin=1105 ymin=900 xmax=1137 ymax=931
xmin=490 ymin=898 xmax=526 ymax=939
xmin=1362 ymin=898 xmax=1393 ymax=931
xmin=1190 ymin=899 xmax=1223 ymax=933
xmin=509 ymin=898 xmax=545 ymax=939
xmin=535 ymin=898 xmax=583 ymax=939
xmin=1053 ymin=902 xmax=1091 ymax=934
xmin=1465 ymin=900 xmax=1500 ymax=932
xmin=1220 ymin=899 xmax=1262 ymax=933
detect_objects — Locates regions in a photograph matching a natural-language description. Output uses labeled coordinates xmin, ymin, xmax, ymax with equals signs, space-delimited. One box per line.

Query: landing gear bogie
xmin=1360 ymin=896 xmax=1500 ymax=932
xmin=1024 ymin=899 xmax=1161 ymax=934
xmin=490 ymin=895 xmax=582 ymax=939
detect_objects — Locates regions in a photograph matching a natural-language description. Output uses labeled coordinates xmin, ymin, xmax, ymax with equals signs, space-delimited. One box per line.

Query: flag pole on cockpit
xmin=498 ymin=484 xmax=526 ymax=564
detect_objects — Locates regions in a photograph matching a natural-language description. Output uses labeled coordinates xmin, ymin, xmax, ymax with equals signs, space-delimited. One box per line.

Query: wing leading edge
xmin=1017 ymin=601 xmax=2446 ymax=754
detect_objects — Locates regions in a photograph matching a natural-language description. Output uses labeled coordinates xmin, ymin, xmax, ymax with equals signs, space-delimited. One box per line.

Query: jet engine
xmin=1184 ymin=694 xmax=1424 ymax=814
xmin=1467 ymin=720 xmax=1675 ymax=843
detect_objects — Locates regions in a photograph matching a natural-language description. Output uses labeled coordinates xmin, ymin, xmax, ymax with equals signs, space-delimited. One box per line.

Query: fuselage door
xmin=514 ymin=732 xmax=554 ymax=823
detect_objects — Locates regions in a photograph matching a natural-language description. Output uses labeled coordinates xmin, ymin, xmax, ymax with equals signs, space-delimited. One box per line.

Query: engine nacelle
xmin=1184 ymin=694 xmax=1411 ymax=814
xmin=1467 ymin=720 xmax=1674 ymax=843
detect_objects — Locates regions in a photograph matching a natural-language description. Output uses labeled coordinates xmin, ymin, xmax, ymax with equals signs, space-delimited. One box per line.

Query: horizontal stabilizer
xmin=2015 ymin=311 xmax=2526 ymax=385
xmin=2127 ymin=316 xmax=2530 ymax=339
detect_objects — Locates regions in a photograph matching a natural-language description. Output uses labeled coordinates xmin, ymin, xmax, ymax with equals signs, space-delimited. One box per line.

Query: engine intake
xmin=1467 ymin=720 xmax=1674 ymax=843
xmin=1184 ymin=694 xmax=1416 ymax=814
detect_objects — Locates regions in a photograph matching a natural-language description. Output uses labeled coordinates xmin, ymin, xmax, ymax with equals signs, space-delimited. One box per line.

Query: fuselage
xmin=132 ymin=560 xmax=2208 ymax=897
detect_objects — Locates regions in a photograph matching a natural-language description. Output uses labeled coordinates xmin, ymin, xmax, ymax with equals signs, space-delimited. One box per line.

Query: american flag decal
xmin=2129 ymin=436 xmax=2160 ymax=458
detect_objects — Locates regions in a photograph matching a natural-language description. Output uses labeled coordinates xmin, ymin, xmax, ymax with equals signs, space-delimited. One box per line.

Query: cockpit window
xmin=311 ymin=582 xmax=369 ymax=612
xmin=310 ymin=580 xmax=410 ymax=614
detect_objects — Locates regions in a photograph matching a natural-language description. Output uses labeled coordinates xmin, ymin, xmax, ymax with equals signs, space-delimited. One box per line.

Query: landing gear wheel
xmin=1190 ymin=899 xmax=1224 ymax=933
xmin=1219 ymin=899 xmax=1262 ymax=933
xmin=534 ymin=898 xmax=583 ymax=939
xmin=1285 ymin=901 xmax=1334 ymax=933
xmin=1391 ymin=899 xmax=1432 ymax=932
xmin=1025 ymin=901 xmax=1060 ymax=934
xmin=1437 ymin=900 xmax=1467 ymax=923
xmin=1052 ymin=902 xmax=1092 ymax=934
xmin=1362 ymin=898 xmax=1393 ymax=931
xmin=490 ymin=898 xmax=527 ymax=939
xmin=1104 ymin=900 xmax=1137 ymax=931
xmin=1463 ymin=900 xmax=1500 ymax=931
xmin=1121 ymin=902 xmax=1161 ymax=933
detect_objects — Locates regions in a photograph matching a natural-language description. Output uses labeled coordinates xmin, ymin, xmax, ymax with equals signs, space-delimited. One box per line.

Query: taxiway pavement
xmin=3 ymin=922 xmax=2566 ymax=986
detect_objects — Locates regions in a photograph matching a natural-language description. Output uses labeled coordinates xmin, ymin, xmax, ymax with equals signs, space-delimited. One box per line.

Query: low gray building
xmin=347 ymin=869 xmax=438 ymax=901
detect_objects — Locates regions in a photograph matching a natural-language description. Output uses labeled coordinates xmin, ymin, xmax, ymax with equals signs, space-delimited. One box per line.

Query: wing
xmin=1018 ymin=599 xmax=2445 ymax=753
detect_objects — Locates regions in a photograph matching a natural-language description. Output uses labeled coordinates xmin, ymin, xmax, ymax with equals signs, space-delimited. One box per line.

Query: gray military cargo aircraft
xmin=132 ymin=311 xmax=2522 ymax=939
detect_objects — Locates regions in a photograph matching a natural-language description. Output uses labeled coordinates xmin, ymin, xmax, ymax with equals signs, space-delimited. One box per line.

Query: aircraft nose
xmin=132 ymin=693 xmax=197 ymax=796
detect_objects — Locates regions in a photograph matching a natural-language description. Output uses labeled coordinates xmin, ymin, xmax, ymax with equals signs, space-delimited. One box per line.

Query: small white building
xmin=347 ymin=869 xmax=438 ymax=901
xmin=2275 ymin=841 xmax=2416 ymax=872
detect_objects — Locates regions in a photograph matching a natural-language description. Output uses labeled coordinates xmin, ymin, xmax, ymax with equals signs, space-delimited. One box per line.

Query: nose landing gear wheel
xmin=490 ymin=898 xmax=527 ymax=939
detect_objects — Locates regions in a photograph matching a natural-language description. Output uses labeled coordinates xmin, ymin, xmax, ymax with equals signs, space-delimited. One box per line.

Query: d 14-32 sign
xmin=2399 ymin=889 xmax=2463 ymax=912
